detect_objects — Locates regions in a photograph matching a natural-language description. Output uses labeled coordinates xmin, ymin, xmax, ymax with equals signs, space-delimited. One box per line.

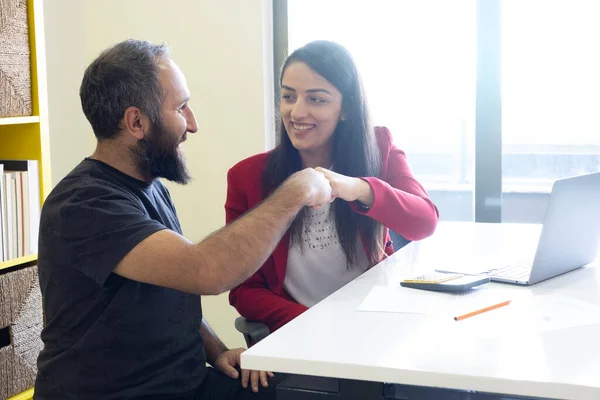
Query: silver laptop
xmin=438 ymin=172 xmax=600 ymax=285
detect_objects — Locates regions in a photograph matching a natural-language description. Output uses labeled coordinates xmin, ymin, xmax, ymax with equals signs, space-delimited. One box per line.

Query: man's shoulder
xmin=48 ymin=159 xmax=134 ymax=200
xmin=43 ymin=160 xmax=139 ymax=222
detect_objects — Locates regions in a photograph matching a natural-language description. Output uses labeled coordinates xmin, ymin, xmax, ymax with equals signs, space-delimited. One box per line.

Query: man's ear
xmin=122 ymin=106 xmax=149 ymax=140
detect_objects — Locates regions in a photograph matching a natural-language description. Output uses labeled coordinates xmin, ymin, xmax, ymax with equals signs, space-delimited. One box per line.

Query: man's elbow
xmin=199 ymin=284 xmax=226 ymax=296
xmin=194 ymin=266 xmax=231 ymax=296
xmin=199 ymin=275 xmax=230 ymax=296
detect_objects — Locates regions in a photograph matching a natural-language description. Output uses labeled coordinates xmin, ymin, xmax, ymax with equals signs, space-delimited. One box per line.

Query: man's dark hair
xmin=80 ymin=39 xmax=170 ymax=140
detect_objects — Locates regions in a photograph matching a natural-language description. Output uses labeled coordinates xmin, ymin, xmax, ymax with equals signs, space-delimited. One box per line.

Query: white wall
xmin=44 ymin=0 xmax=94 ymax=186
xmin=44 ymin=0 xmax=275 ymax=349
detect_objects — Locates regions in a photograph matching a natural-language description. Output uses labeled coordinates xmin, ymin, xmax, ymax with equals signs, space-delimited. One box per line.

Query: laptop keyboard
xmin=481 ymin=258 xmax=533 ymax=280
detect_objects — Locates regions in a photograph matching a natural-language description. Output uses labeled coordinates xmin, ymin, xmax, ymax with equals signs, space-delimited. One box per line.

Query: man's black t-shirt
xmin=34 ymin=158 xmax=206 ymax=399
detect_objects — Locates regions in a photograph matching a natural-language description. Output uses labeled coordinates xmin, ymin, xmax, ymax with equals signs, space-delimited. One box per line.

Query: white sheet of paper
xmin=357 ymin=285 xmax=511 ymax=319
xmin=456 ymin=293 xmax=600 ymax=335
xmin=357 ymin=285 xmax=600 ymax=334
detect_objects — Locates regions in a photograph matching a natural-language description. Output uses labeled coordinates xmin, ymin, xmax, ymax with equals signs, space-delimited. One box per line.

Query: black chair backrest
xmin=389 ymin=229 xmax=411 ymax=252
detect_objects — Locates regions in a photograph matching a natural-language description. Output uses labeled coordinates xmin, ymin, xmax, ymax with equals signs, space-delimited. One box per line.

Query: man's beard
xmin=130 ymin=118 xmax=191 ymax=184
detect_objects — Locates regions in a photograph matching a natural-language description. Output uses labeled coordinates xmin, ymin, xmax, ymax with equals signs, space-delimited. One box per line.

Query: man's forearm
xmin=194 ymin=184 xmax=305 ymax=294
xmin=201 ymin=318 xmax=228 ymax=366
xmin=111 ymin=169 xmax=328 ymax=296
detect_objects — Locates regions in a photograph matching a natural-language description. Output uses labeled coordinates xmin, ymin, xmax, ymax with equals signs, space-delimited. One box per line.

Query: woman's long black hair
xmin=263 ymin=40 xmax=384 ymax=267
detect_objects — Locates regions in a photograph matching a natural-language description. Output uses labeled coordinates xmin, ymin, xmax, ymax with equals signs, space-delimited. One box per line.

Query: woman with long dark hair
xmin=226 ymin=40 xmax=439 ymax=333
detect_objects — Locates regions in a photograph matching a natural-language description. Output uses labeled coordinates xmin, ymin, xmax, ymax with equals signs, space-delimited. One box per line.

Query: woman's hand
xmin=314 ymin=167 xmax=374 ymax=206
xmin=213 ymin=348 xmax=274 ymax=392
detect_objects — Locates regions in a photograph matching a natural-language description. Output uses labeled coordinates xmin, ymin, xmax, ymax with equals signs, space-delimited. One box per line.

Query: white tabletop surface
xmin=241 ymin=222 xmax=600 ymax=400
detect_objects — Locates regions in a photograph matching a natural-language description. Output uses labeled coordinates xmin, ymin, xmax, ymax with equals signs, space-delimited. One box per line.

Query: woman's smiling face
xmin=279 ymin=61 xmax=343 ymax=160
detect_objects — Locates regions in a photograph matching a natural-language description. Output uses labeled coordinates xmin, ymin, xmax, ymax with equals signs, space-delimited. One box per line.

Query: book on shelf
xmin=0 ymin=160 xmax=41 ymax=263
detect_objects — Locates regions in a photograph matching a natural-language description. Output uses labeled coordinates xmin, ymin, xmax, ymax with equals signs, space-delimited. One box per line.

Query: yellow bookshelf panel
xmin=0 ymin=116 xmax=40 ymax=126
xmin=0 ymin=254 xmax=38 ymax=272
xmin=8 ymin=388 xmax=34 ymax=400
xmin=0 ymin=0 xmax=48 ymax=398
xmin=0 ymin=124 xmax=42 ymax=159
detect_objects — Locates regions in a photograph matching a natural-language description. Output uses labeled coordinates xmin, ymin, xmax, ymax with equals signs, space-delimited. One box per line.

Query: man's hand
xmin=315 ymin=167 xmax=374 ymax=206
xmin=213 ymin=348 xmax=274 ymax=393
xmin=282 ymin=167 xmax=333 ymax=208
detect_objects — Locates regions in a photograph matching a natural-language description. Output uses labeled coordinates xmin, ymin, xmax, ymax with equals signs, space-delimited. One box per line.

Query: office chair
xmin=235 ymin=316 xmax=271 ymax=347
xmin=234 ymin=230 xmax=411 ymax=347
xmin=388 ymin=229 xmax=411 ymax=252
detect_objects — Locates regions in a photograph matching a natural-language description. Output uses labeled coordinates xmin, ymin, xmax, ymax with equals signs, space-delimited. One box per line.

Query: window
xmin=501 ymin=0 xmax=600 ymax=221
xmin=282 ymin=0 xmax=600 ymax=223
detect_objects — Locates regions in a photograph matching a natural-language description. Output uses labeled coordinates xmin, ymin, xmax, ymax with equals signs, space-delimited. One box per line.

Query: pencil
xmin=454 ymin=300 xmax=511 ymax=321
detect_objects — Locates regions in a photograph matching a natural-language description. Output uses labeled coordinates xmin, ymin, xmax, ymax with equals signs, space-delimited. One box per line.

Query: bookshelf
xmin=1 ymin=0 xmax=50 ymax=399
xmin=0 ymin=116 xmax=40 ymax=126
xmin=0 ymin=254 xmax=38 ymax=272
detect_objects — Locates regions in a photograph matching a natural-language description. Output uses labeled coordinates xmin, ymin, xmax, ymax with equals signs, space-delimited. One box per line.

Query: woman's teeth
xmin=292 ymin=123 xmax=315 ymax=131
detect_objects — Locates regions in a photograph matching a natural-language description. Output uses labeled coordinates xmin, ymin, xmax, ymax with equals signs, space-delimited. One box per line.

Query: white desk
xmin=242 ymin=222 xmax=600 ymax=400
